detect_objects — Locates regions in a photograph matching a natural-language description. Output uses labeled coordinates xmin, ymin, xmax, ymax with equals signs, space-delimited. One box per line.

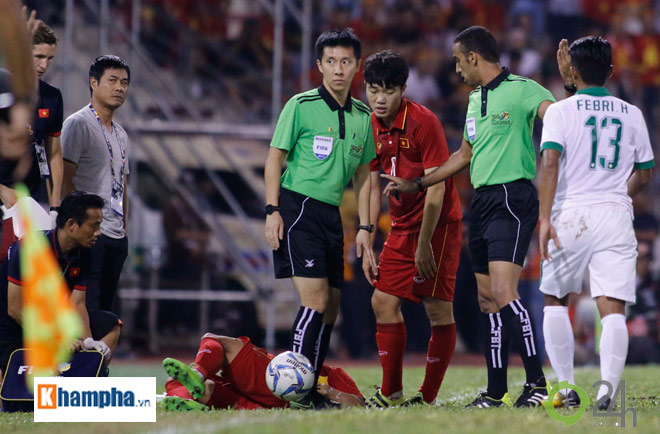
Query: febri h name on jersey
xmin=576 ymin=99 xmax=629 ymax=113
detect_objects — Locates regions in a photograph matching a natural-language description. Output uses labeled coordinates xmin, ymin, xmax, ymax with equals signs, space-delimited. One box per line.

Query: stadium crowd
xmin=135 ymin=1 xmax=660 ymax=367
xmin=9 ymin=0 xmax=660 ymax=368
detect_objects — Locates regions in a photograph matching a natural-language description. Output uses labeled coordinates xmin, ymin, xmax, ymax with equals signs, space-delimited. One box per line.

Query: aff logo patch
xmin=490 ymin=111 xmax=511 ymax=126
xmin=399 ymin=138 xmax=410 ymax=149
xmin=38 ymin=109 xmax=50 ymax=118
xmin=349 ymin=143 xmax=363 ymax=158
xmin=69 ymin=267 xmax=80 ymax=277
xmin=313 ymin=136 xmax=333 ymax=160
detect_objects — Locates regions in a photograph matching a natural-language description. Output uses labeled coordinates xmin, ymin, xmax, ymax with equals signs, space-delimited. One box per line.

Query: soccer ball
xmin=265 ymin=351 xmax=315 ymax=401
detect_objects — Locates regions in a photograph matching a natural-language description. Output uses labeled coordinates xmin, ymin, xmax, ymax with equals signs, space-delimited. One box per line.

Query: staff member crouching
xmin=0 ymin=191 xmax=121 ymax=379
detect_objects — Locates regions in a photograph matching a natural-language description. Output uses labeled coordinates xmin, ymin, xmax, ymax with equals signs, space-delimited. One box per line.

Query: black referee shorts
xmin=469 ymin=179 xmax=539 ymax=274
xmin=273 ymin=188 xmax=344 ymax=288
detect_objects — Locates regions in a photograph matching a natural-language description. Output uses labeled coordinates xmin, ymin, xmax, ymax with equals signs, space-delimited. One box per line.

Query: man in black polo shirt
xmin=0 ymin=192 xmax=121 ymax=381
xmin=0 ymin=22 xmax=64 ymax=258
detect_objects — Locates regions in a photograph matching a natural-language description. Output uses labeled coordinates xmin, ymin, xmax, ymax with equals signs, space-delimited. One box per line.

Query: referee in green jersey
xmin=264 ymin=28 xmax=377 ymax=409
xmin=384 ymin=26 xmax=556 ymax=408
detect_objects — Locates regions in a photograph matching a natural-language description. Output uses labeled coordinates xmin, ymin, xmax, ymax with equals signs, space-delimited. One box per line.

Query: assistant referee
xmin=383 ymin=26 xmax=556 ymax=409
xmin=264 ymin=28 xmax=377 ymax=409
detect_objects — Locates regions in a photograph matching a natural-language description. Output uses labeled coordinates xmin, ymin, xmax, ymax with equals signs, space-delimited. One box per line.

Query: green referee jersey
xmin=270 ymin=85 xmax=376 ymax=206
xmin=463 ymin=68 xmax=555 ymax=188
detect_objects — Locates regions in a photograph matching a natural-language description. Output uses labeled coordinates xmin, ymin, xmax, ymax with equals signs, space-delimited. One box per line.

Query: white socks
xmin=543 ymin=306 xmax=574 ymax=395
xmin=544 ymin=307 xmax=628 ymax=400
xmin=597 ymin=313 xmax=628 ymax=401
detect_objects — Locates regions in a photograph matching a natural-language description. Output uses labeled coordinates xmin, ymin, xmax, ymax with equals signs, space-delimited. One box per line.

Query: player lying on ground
xmin=161 ymin=333 xmax=364 ymax=410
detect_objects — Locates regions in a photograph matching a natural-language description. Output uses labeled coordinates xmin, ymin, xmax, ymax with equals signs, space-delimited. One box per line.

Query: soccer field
xmin=1 ymin=362 xmax=659 ymax=434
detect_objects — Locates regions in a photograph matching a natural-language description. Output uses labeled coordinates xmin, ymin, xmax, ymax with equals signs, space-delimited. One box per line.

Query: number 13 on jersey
xmin=585 ymin=115 xmax=622 ymax=171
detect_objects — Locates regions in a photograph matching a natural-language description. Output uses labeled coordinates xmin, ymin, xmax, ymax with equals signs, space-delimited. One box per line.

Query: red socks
xmin=376 ymin=322 xmax=407 ymax=397
xmin=420 ymin=323 xmax=456 ymax=403
xmin=193 ymin=337 xmax=225 ymax=379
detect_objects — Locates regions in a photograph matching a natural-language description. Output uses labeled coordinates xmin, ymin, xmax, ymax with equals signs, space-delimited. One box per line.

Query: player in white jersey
xmin=538 ymin=36 xmax=654 ymax=411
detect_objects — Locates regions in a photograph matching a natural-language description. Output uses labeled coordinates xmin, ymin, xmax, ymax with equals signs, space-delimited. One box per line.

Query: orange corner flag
xmin=15 ymin=185 xmax=82 ymax=389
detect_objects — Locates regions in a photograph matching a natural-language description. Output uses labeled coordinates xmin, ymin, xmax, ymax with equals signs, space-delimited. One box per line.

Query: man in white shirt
xmin=538 ymin=36 xmax=654 ymax=411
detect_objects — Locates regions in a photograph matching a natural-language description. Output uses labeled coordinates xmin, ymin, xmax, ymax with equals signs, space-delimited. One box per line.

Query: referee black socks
xmin=291 ymin=306 xmax=324 ymax=375
xmin=484 ymin=312 xmax=510 ymax=399
xmin=499 ymin=299 xmax=545 ymax=385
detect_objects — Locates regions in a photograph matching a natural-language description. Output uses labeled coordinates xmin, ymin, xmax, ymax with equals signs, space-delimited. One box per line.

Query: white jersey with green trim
xmin=540 ymin=87 xmax=654 ymax=215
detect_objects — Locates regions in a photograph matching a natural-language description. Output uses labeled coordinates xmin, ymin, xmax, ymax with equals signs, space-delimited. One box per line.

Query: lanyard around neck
xmin=88 ymin=103 xmax=126 ymax=182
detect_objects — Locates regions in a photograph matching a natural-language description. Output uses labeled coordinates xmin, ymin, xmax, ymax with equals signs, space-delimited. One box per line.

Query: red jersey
xmin=370 ymin=99 xmax=462 ymax=234
xmin=165 ymin=337 xmax=362 ymax=410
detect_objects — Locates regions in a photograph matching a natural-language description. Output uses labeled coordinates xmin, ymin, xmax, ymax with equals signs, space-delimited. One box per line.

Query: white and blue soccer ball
xmin=265 ymin=351 xmax=315 ymax=401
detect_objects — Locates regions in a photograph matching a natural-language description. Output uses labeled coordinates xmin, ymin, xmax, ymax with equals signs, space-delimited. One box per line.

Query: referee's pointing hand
xmin=381 ymin=174 xmax=417 ymax=195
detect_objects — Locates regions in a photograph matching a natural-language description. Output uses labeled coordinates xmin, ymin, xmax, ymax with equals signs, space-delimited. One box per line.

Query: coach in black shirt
xmin=0 ymin=22 xmax=63 ymax=222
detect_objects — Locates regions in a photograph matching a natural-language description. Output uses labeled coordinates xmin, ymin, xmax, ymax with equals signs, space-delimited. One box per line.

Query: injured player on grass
xmin=161 ymin=332 xmax=364 ymax=411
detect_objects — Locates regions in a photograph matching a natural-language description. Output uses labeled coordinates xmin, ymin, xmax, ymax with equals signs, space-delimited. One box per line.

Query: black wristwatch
xmin=265 ymin=204 xmax=280 ymax=215
xmin=564 ymin=83 xmax=577 ymax=94
xmin=413 ymin=177 xmax=425 ymax=192
xmin=49 ymin=206 xmax=59 ymax=212
xmin=357 ymin=224 xmax=374 ymax=233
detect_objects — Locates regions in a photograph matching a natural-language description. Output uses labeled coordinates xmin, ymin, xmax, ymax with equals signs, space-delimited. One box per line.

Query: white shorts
xmin=539 ymin=203 xmax=637 ymax=304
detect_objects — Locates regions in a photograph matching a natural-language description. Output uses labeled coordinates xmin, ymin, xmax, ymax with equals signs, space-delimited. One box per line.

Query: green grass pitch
xmin=2 ymin=362 xmax=659 ymax=433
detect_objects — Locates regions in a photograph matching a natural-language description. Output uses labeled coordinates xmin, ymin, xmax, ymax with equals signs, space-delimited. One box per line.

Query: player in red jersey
xmin=161 ymin=333 xmax=364 ymax=411
xmin=364 ymin=50 xmax=463 ymax=408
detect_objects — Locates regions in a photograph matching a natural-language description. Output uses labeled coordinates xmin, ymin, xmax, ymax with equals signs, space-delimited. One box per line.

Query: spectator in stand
xmin=352 ymin=0 xmax=385 ymax=49
xmin=635 ymin=10 xmax=660 ymax=132
xmin=499 ymin=27 xmax=542 ymax=78
xmin=404 ymin=49 xmax=441 ymax=108
xmin=547 ymin=0 xmax=588 ymax=43
xmin=464 ymin=0 xmax=507 ymax=35
xmin=606 ymin=12 xmax=638 ymax=101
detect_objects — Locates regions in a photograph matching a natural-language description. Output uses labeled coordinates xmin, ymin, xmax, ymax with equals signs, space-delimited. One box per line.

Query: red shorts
xmin=374 ymin=220 xmax=461 ymax=303
xmin=221 ymin=337 xmax=288 ymax=409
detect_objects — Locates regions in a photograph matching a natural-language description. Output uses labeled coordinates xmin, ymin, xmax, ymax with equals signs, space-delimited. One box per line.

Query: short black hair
xmin=56 ymin=191 xmax=105 ymax=229
xmin=364 ymin=50 xmax=409 ymax=88
xmin=569 ymin=36 xmax=612 ymax=86
xmin=88 ymin=55 xmax=130 ymax=96
xmin=315 ymin=28 xmax=361 ymax=60
xmin=453 ymin=26 xmax=499 ymax=63
xmin=33 ymin=22 xmax=57 ymax=46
